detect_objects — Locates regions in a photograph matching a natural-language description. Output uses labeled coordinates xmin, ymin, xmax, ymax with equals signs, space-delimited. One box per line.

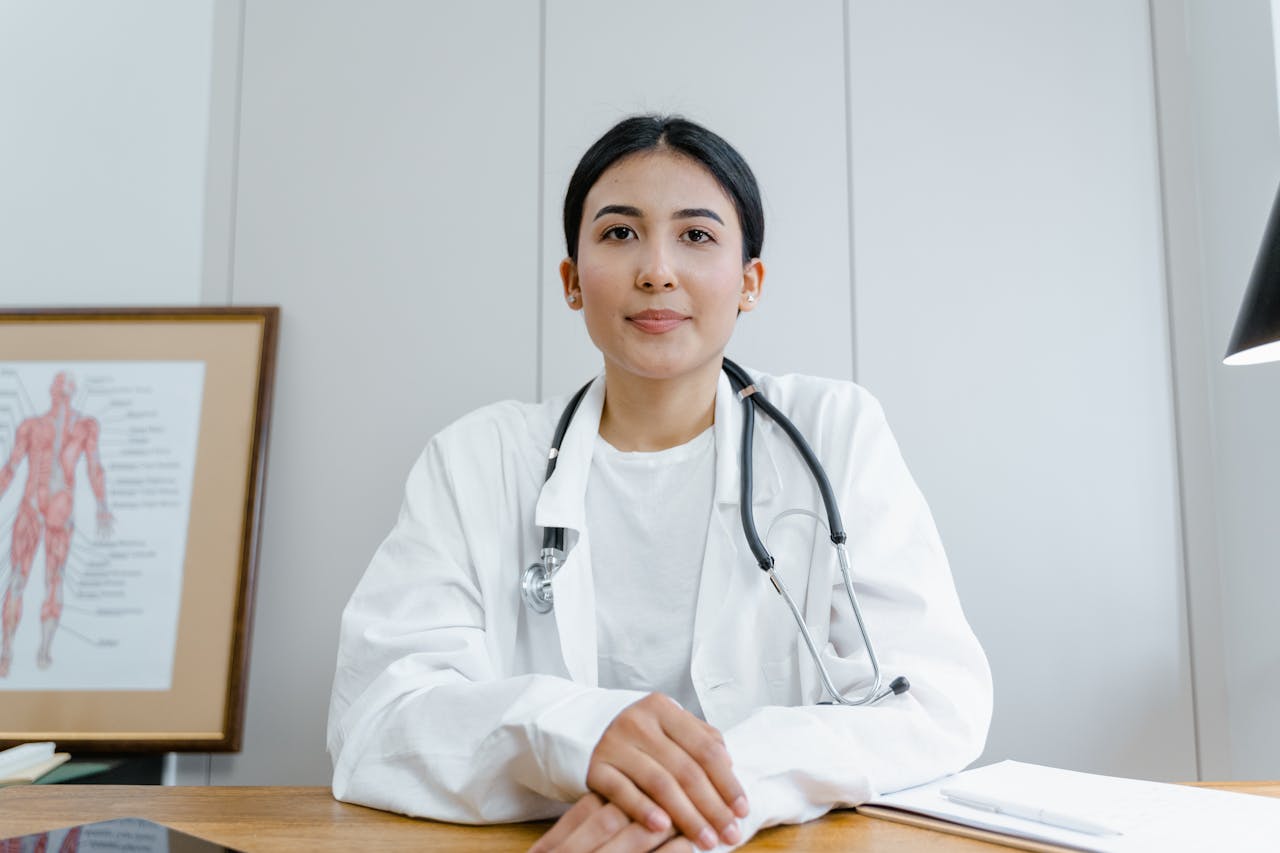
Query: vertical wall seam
xmin=210 ymin=0 xmax=246 ymax=777
xmin=225 ymin=0 xmax=247 ymax=306
xmin=535 ymin=0 xmax=547 ymax=402
xmin=215 ymin=0 xmax=247 ymax=779
xmin=1146 ymin=0 xmax=1203 ymax=781
xmin=842 ymin=0 xmax=859 ymax=382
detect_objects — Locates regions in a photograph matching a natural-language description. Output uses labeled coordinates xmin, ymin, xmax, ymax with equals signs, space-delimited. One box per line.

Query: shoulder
xmin=741 ymin=370 xmax=898 ymax=470
xmin=71 ymin=413 xmax=100 ymax=437
xmin=744 ymin=370 xmax=912 ymax=490
xmin=749 ymin=370 xmax=887 ymax=428
xmin=15 ymin=416 xmax=48 ymax=440
xmin=418 ymin=395 xmax=563 ymax=484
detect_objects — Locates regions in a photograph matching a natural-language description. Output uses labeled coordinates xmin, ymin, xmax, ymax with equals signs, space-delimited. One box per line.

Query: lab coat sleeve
xmin=327 ymin=435 xmax=647 ymax=823
xmin=721 ymin=386 xmax=993 ymax=846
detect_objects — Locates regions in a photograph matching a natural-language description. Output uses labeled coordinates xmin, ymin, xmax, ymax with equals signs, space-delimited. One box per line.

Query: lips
xmin=627 ymin=309 xmax=689 ymax=334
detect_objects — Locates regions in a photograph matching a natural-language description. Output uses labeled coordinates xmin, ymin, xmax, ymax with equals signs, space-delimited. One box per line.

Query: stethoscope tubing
xmin=522 ymin=359 xmax=909 ymax=705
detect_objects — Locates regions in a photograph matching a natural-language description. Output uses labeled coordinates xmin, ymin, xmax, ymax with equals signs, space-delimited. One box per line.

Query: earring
xmin=745 ymin=293 xmax=756 ymax=303
xmin=568 ymin=292 xmax=578 ymax=304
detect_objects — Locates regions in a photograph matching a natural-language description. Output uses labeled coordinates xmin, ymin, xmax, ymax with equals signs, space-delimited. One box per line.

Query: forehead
xmin=585 ymin=150 xmax=737 ymax=218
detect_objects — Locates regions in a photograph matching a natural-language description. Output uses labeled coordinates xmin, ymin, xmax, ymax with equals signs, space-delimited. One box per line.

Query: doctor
xmin=327 ymin=115 xmax=992 ymax=852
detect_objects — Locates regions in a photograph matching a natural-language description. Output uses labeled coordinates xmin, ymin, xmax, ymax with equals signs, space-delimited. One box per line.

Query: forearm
xmin=329 ymin=655 xmax=647 ymax=822
xmin=88 ymin=457 xmax=108 ymax=506
xmin=715 ymin=641 xmax=991 ymax=847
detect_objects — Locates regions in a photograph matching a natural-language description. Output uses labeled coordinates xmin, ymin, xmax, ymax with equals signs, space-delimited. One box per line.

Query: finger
xmin=662 ymin=715 xmax=749 ymax=819
xmin=619 ymin=748 xmax=722 ymax=851
xmin=529 ymin=794 xmax=603 ymax=853
xmin=640 ymin=739 xmax=739 ymax=849
xmin=597 ymin=820 xmax=677 ymax=853
xmin=587 ymin=760 xmax=671 ymax=833
xmin=655 ymin=838 xmax=698 ymax=853
xmin=556 ymin=802 xmax=631 ymax=853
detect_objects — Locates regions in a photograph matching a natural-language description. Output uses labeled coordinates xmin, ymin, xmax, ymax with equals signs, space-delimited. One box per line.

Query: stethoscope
xmin=520 ymin=358 xmax=910 ymax=707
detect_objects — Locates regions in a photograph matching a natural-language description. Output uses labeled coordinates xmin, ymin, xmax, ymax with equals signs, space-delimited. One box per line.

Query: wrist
xmin=531 ymin=687 xmax=648 ymax=801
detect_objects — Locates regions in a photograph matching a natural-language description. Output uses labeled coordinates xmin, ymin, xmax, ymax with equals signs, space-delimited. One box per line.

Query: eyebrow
xmin=593 ymin=204 xmax=642 ymax=221
xmin=592 ymin=204 xmax=725 ymax=225
xmin=674 ymin=207 xmax=724 ymax=224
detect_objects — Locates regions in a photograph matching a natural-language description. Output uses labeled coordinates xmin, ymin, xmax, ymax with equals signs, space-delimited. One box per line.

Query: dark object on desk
xmin=0 ymin=817 xmax=244 ymax=852
xmin=38 ymin=754 xmax=164 ymax=785
xmin=1225 ymin=181 xmax=1280 ymax=365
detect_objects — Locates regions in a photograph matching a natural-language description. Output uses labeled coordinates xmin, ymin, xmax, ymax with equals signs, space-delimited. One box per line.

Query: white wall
xmin=1180 ymin=0 xmax=1280 ymax=780
xmin=9 ymin=0 xmax=1280 ymax=788
xmin=203 ymin=0 xmax=542 ymax=785
xmin=849 ymin=0 xmax=1195 ymax=781
xmin=0 ymin=1 xmax=214 ymax=306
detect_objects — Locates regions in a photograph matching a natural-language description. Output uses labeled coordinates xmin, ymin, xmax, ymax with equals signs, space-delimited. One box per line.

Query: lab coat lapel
xmin=534 ymin=375 xmax=606 ymax=687
xmin=692 ymin=370 xmax=783 ymax=663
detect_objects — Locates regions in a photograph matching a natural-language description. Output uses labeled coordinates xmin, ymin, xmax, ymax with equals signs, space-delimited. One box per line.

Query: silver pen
xmin=939 ymin=787 xmax=1124 ymax=837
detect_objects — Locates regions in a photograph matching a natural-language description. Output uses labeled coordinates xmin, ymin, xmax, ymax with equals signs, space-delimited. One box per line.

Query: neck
xmin=598 ymin=358 xmax=721 ymax=452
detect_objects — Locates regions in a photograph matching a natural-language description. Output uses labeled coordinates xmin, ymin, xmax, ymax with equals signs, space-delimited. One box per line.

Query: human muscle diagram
xmin=0 ymin=362 xmax=204 ymax=690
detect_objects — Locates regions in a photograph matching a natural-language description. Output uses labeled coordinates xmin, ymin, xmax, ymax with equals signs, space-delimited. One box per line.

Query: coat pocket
xmin=761 ymin=656 xmax=799 ymax=706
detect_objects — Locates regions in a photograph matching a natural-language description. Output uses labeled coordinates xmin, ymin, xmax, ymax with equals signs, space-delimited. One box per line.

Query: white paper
xmin=0 ymin=361 xmax=204 ymax=690
xmin=870 ymin=760 xmax=1280 ymax=852
xmin=0 ymin=741 xmax=53 ymax=777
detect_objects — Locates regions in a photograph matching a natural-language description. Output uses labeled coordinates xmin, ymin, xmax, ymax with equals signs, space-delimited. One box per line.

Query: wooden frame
xmin=0 ymin=307 xmax=278 ymax=752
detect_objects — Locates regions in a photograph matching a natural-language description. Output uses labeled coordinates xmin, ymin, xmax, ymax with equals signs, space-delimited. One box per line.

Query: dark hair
xmin=562 ymin=115 xmax=764 ymax=264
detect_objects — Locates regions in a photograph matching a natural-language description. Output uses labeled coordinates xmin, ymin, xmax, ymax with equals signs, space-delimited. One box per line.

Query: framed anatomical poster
xmin=0 ymin=307 xmax=278 ymax=751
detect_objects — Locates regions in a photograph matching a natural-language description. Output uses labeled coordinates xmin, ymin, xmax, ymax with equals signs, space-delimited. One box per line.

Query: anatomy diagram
xmin=0 ymin=372 xmax=112 ymax=677
xmin=0 ymin=361 xmax=203 ymax=690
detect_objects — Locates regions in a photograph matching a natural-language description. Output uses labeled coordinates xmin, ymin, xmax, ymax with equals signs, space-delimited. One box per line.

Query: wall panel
xmin=213 ymin=0 xmax=540 ymax=785
xmin=848 ymin=0 xmax=1197 ymax=780
xmin=0 ymin=1 xmax=213 ymax=305
xmin=1182 ymin=0 xmax=1280 ymax=780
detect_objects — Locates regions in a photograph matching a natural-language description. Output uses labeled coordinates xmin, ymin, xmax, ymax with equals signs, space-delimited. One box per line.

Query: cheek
xmin=698 ymin=258 xmax=746 ymax=300
xmin=576 ymin=257 xmax=621 ymax=297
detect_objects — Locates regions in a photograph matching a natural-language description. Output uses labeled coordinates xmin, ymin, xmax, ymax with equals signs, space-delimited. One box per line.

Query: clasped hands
xmin=530 ymin=693 xmax=749 ymax=853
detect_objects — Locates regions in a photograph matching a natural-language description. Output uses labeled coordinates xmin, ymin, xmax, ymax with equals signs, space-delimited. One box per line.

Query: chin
xmin=611 ymin=352 xmax=720 ymax=383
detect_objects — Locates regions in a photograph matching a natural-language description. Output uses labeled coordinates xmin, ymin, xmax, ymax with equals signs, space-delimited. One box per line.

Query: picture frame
xmin=0 ymin=307 xmax=279 ymax=752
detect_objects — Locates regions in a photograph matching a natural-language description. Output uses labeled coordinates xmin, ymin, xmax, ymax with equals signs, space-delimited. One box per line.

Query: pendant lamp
xmin=1225 ymin=182 xmax=1280 ymax=365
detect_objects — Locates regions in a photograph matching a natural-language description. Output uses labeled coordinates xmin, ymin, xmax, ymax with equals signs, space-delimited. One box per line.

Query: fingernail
xmin=733 ymin=795 xmax=749 ymax=817
xmin=647 ymin=809 xmax=671 ymax=832
xmin=698 ymin=827 xmax=717 ymax=849
xmin=722 ymin=822 xmax=742 ymax=845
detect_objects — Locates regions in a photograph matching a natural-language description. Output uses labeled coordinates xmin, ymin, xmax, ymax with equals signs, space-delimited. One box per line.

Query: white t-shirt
xmin=586 ymin=427 xmax=716 ymax=719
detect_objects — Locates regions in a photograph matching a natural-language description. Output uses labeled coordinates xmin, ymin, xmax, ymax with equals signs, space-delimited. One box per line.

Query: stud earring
xmin=568 ymin=293 xmax=578 ymax=304
xmin=745 ymin=293 xmax=756 ymax=303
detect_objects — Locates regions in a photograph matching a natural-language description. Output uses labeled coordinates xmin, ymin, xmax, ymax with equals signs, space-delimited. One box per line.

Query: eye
xmin=602 ymin=225 xmax=635 ymax=240
xmin=684 ymin=228 xmax=715 ymax=244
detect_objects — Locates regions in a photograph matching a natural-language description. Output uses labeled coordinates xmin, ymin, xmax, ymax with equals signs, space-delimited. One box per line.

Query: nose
xmin=636 ymin=241 xmax=676 ymax=291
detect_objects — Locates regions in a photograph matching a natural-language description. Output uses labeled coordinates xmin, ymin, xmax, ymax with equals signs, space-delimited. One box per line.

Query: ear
xmin=738 ymin=258 xmax=765 ymax=313
xmin=560 ymin=257 xmax=583 ymax=311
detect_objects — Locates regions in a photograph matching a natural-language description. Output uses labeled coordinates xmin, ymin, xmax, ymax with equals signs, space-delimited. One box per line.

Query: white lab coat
xmin=327 ymin=370 xmax=992 ymax=844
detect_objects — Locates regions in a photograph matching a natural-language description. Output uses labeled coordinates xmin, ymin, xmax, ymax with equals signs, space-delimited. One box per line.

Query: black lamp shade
xmin=1225 ymin=182 xmax=1280 ymax=365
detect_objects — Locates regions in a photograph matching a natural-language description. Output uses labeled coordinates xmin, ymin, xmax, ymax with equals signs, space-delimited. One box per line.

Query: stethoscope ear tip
xmin=889 ymin=676 xmax=910 ymax=695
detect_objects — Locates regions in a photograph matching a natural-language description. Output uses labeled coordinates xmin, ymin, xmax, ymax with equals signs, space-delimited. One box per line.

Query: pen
xmin=938 ymin=787 xmax=1123 ymax=837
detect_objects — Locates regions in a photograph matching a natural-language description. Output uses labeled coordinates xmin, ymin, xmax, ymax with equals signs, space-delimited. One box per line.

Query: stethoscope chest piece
xmin=521 ymin=547 xmax=563 ymax=614
xmin=521 ymin=560 xmax=554 ymax=614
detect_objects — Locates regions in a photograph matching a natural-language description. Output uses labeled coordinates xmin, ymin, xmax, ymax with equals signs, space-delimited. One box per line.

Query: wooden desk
xmin=1 ymin=783 xmax=1277 ymax=851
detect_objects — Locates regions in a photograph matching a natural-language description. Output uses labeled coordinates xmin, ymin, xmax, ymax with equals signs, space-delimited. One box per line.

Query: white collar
xmin=533 ymin=367 xmax=784 ymax=534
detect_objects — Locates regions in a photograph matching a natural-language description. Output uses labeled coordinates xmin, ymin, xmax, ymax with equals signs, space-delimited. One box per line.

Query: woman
xmin=327 ymin=115 xmax=992 ymax=852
